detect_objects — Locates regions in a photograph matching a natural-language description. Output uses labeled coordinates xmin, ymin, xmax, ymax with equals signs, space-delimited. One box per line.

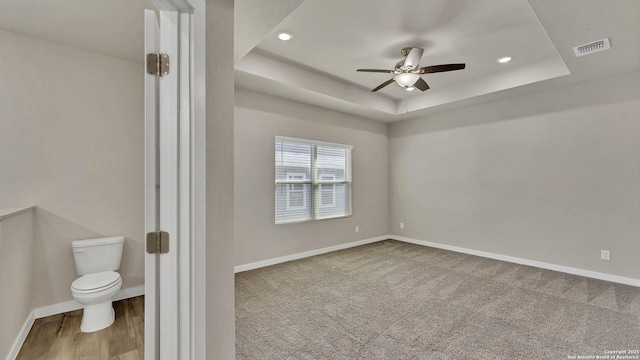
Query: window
xmin=275 ymin=136 xmax=352 ymax=224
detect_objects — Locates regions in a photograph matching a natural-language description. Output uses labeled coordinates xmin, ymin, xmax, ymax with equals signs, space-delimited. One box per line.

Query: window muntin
xmin=275 ymin=137 xmax=352 ymax=224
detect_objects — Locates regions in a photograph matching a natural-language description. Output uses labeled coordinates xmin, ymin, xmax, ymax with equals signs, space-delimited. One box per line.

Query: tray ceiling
xmin=235 ymin=0 xmax=639 ymax=122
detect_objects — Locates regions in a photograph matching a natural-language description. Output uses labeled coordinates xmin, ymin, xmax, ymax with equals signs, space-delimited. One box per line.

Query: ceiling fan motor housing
xmin=402 ymin=47 xmax=424 ymax=70
xmin=356 ymin=47 xmax=464 ymax=92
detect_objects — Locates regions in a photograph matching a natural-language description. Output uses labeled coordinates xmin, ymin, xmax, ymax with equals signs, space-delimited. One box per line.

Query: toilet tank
xmin=72 ymin=236 xmax=125 ymax=276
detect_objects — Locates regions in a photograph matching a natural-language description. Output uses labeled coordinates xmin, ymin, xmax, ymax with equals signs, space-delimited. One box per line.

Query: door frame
xmin=145 ymin=0 xmax=205 ymax=359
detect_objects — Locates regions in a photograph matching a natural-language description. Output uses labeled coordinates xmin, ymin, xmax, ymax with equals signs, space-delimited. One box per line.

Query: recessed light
xmin=405 ymin=86 xmax=415 ymax=91
xmin=277 ymin=31 xmax=293 ymax=41
xmin=497 ymin=56 xmax=513 ymax=64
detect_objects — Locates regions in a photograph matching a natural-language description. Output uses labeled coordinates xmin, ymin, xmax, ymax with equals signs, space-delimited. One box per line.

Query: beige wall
xmin=0 ymin=208 xmax=33 ymax=358
xmin=0 ymin=30 xmax=145 ymax=307
xmin=206 ymin=0 xmax=236 ymax=357
xmin=234 ymin=88 xmax=390 ymax=266
xmin=390 ymin=72 xmax=640 ymax=279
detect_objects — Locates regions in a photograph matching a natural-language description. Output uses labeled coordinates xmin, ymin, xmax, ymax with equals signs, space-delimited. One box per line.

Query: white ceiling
xmin=235 ymin=0 xmax=640 ymax=122
xmin=0 ymin=0 xmax=637 ymax=122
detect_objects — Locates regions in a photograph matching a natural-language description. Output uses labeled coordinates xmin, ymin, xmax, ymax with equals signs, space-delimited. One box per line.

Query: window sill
xmin=275 ymin=214 xmax=352 ymax=225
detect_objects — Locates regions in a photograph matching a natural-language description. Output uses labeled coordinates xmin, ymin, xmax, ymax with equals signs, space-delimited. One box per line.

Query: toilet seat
xmin=72 ymin=271 xmax=121 ymax=294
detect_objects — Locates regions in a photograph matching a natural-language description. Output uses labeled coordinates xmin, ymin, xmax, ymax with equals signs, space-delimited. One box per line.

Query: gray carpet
xmin=235 ymin=240 xmax=640 ymax=359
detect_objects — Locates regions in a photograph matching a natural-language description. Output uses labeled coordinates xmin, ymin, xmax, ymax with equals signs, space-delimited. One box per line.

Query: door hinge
xmin=146 ymin=53 xmax=170 ymax=77
xmin=146 ymin=231 xmax=170 ymax=254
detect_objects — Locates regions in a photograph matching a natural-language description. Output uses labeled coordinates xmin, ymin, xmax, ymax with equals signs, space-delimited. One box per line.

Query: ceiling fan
xmin=357 ymin=47 xmax=466 ymax=92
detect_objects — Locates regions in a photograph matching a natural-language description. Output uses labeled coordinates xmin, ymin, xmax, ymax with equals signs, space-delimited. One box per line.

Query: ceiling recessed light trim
xmin=497 ymin=56 xmax=513 ymax=64
xmin=277 ymin=31 xmax=293 ymax=41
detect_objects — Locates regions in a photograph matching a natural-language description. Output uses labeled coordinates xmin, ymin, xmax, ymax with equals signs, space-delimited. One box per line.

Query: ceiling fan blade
xmin=403 ymin=47 xmax=424 ymax=70
xmin=371 ymin=78 xmax=395 ymax=92
xmin=418 ymin=63 xmax=466 ymax=74
xmin=413 ymin=77 xmax=429 ymax=91
xmin=357 ymin=69 xmax=395 ymax=73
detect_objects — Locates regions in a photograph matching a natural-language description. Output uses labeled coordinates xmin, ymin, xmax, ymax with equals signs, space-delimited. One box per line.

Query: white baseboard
xmin=5 ymin=311 xmax=35 ymax=360
xmin=234 ymin=235 xmax=389 ymax=273
xmin=113 ymin=284 xmax=145 ymax=302
xmin=6 ymin=285 xmax=146 ymax=360
xmin=32 ymin=299 xmax=82 ymax=320
xmin=32 ymin=284 xmax=145 ymax=320
xmin=235 ymin=235 xmax=640 ymax=287
xmin=390 ymin=235 xmax=640 ymax=287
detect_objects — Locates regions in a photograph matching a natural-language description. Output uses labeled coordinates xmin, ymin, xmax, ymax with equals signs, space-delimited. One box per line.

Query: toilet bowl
xmin=70 ymin=236 xmax=125 ymax=333
xmin=71 ymin=271 xmax=123 ymax=332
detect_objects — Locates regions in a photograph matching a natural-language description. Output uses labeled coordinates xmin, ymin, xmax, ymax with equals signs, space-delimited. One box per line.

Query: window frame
xmin=275 ymin=136 xmax=353 ymax=224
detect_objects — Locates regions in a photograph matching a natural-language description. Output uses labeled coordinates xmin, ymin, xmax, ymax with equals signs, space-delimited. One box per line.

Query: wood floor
xmin=16 ymin=296 xmax=144 ymax=360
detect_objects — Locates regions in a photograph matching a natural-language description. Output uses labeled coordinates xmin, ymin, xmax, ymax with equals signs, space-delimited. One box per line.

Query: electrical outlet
xmin=601 ymin=250 xmax=610 ymax=261
xmin=355 ymin=225 xmax=360 ymax=233
xmin=400 ymin=222 xmax=404 ymax=229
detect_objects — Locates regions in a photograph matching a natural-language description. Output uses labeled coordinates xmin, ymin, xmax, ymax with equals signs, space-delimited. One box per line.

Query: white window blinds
xmin=275 ymin=136 xmax=352 ymax=224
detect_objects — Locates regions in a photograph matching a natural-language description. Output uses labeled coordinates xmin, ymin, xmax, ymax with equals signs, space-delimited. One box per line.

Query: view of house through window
xmin=275 ymin=136 xmax=352 ymax=224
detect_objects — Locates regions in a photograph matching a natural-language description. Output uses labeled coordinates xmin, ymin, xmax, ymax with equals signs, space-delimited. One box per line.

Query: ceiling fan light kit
xmin=357 ymin=47 xmax=466 ymax=92
xmin=394 ymin=73 xmax=420 ymax=87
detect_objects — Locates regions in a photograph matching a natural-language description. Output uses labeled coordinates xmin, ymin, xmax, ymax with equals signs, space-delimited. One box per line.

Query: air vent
xmin=573 ymin=38 xmax=610 ymax=57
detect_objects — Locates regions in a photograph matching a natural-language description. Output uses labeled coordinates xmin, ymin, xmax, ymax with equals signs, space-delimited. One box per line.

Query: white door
xmin=144 ymin=4 xmax=203 ymax=359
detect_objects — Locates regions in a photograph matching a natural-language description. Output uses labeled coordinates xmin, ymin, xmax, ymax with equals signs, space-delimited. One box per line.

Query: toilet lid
xmin=72 ymin=271 xmax=121 ymax=293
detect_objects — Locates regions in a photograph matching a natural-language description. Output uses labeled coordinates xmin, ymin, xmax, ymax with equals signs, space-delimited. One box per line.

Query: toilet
xmin=70 ymin=236 xmax=125 ymax=333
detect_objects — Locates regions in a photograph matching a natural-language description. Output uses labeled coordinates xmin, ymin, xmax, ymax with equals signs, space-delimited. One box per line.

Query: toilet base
xmin=80 ymin=301 xmax=115 ymax=333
